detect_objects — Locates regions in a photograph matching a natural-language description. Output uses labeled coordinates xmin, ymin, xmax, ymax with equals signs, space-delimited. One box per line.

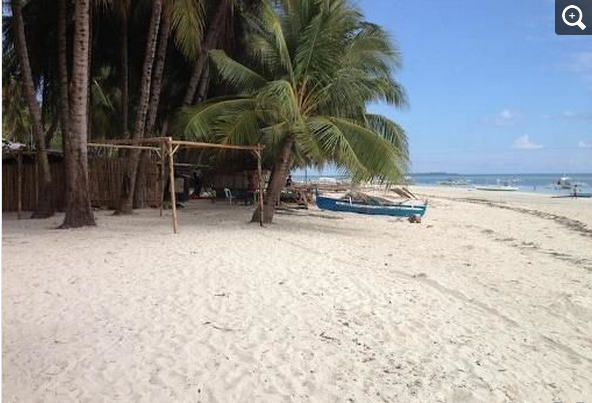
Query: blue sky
xmin=306 ymin=0 xmax=592 ymax=174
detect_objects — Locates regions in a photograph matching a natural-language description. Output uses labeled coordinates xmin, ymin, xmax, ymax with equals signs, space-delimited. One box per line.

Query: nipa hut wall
xmin=2 ymin=157 xmax=161 ymax=212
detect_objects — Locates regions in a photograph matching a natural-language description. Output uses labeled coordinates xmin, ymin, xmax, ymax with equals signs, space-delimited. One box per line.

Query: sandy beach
xmin=3 ymin=187 xmax=592 ymax=403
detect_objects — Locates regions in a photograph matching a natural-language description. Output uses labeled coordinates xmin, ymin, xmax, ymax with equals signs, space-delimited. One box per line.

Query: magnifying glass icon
xmin=562 ymin=5 xmax=586 ymax=30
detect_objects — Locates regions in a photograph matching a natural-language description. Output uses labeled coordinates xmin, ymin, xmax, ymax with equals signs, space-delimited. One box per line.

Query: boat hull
xmin=552 ymin=193 xmax=592 ymax=198
xmin=475 ymin=186 xmax=519 ymax=191
xmin=316 ymin=195 xmax=427 ymax=217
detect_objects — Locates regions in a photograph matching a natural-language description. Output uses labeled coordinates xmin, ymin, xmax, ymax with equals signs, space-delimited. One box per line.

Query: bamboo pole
xmin=89 ymin=138 xmax=260 ymax=152
xmin=256 ymin=145 xmax=264 ymax=227
xmin=17 ymin=152 xmax=22 ymax=219
xmin=170 ymin=140 xmax=261 ymax=151
xmin=167 ymin=139 xmax=179 ymax=233
xmin=88 ymin=143 xmax=159 ymax=151
xmin=159 ymin=142 xmax=165 ymax=217
xmin=95 ymin=137 xmax=172 ymax=145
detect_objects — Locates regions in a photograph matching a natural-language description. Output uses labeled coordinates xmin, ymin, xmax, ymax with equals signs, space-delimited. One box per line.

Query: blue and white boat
xmin=315 ymin=192 xmax=428 ymax=218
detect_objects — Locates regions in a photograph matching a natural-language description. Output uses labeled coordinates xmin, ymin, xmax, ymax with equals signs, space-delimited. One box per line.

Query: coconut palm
xmin=61 ymin=0 xmax=96 ymax=228
xmin=182 ymin=0 xmax=230 ymax=105
xmin=116 ymin=0 xmax=206 ymax=213
xmin=10 ymin=0 xmax=54 ymax=218
xmin=177 ymin=0 xmax=409 ymax=223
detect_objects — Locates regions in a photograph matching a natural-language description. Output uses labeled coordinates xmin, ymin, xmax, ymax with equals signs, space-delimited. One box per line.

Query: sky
xmin=311 ymin=0 xmax=592 ymax=174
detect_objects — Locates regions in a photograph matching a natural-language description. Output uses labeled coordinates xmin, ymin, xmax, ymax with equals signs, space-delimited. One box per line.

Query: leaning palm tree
xmin=177 ymin=0 xmax=409 ymax=224
xmin=10 ymin=0 xmax=54 ymax=218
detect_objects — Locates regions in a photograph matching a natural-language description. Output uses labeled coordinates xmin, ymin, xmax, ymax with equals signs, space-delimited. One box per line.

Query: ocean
xmin=409 ymin=173 xmax=592 ymax=194
xmin=292 ymin=173 xmax=592 ymax=195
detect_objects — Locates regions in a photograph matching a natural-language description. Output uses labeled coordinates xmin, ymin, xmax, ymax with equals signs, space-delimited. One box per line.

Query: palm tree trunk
xmin=86 ymin=0 xmax=93 ymax=143
xmin=132 ymin=152 xmax=148 ymax=208
xmin=57 ymin=0 xmax=71 ymax=213
xmin=119 ymin=9 xmax=129 ymax=138
xmin=251 ymin=135 xmax=295 ymax=224
xmin=116 ymin=0 xmax=162 ymax=214
xmin=57 ymin=0 xmax=70 ymax=142
xmin=195 ymin=64 xmax=210 ymax=103
xmin=61 ymin=0 xmax=96 ymax=228
xmin=44 ymin=115 xmax=58 ymax=148
xmin=144 ymin=10 xmax=170 ymax=138
xmin=134 ymin=9 xmax=170 ymax=209
xmin=10 ymin=0 xmax=54 ymax=218
xmin=182 ymin=0 xmax=229 ymax=106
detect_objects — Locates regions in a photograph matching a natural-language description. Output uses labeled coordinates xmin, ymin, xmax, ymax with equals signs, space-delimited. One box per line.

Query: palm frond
xmin=170 ymin=0 xmax=205 ymax=61
xmin=364 ymin=113 xmax=409 ymax=159
xmin=328 ymin=116 xmax=408 ymax=183
xmin=209 ymin=49 xmax=268 ymax=94
xmin=173 ymin=96 xmax=255 ymax=140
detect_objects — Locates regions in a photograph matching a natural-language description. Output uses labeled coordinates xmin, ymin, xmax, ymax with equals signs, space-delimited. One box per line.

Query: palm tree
xmin=182 ymin=0 xmax=230 ymax=106
xmin=116 ymin=0 xmax=163 ymax=215
xmin=57 ymin=0 xmax=69 ymax=157
xmin=116 ymin=0 xmax=205 ymax=213
xmin=10 ymin=0 xmax=54 ymax=218
xmin=114 ymin=0 xmax=131 ymax=138
xmin=177 ymin=0 xmax=409 ymax=223
xmin=61 ymin=0 xmax=96 ymax=228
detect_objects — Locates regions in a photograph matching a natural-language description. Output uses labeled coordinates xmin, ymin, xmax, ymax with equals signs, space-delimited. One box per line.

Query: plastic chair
xmin=224 ymin=188 xmax=235 ymax=204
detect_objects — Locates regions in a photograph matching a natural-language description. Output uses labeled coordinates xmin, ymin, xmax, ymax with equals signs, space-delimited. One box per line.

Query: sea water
xmin=292 ymin=173 xmax=592 ymax=195
xmin=409 ymin=173 xmax=592 ymax=195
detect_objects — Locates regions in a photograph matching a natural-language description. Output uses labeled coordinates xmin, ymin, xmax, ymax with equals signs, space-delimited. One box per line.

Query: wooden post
xmin=167 ymin=139 xmax=179 ymax=233
xmin=159 ymin=143 xmax=165 ymax=217
xmin=256 ymin=145 xmax=264 ymax=227
xmin=17 ymin=152 xmax=22 ymax=219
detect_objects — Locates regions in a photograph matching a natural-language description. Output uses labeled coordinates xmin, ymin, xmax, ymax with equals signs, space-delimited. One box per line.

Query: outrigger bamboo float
xmin=315 ymin=190 xmax=428 ymax=218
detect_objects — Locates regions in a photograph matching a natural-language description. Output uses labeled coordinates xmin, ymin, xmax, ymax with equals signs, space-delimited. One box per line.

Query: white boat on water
xmin=437 ymin=178 xmax=471 ymax=186
xmin=317 ymin=177 xmax=337 ymax=184
xmin=475 ymin=179 xmax=519 ymax=192
xmin=557 ymin=176 xmax=573 ymax=190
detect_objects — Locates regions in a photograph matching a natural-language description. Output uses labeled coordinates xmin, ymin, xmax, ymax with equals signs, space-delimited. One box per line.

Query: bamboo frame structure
xmin=88 ymin=143 xmax=160 ymax=152
xmin=254 ymin=146 xmax=264 ymax=226
xmin=166 ymin=140 xmax=179 ymax=233
xmin=159 ymin=143 xmax=165 ymax=217
xmin=86 ymin=137 xmax=265 ymax=233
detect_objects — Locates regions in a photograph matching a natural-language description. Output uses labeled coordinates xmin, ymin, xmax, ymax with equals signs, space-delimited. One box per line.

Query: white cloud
xmin=494 ymin=109 xmax=521 ymax=126
xmin=562 ymin=110 xmax=592 ymax=120
xmin=563 ymin=110 xmax=576 ymax=118
xmin=579 ymin=140 xmax=592 ymax=149
xmin=512 ymin=135 xmax=543 ymax=150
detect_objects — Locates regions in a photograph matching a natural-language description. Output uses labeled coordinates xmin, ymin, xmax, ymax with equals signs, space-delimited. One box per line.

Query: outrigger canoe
xmin=315 ymin=192 xmax=428 ymax=218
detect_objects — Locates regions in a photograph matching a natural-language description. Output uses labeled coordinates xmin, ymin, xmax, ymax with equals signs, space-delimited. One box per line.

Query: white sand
xmin=3 ymin=189 xmax=592 ymax=403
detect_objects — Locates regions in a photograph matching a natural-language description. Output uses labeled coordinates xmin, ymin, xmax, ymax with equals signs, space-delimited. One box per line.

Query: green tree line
xmin=3 ymin=0 xmax=409 ymax=226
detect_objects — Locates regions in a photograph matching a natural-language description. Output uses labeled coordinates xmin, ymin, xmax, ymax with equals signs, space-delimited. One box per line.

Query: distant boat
xmin=437 ymin=178 xmax=471 ymax=186
xmin=315 ymin=191 xmax=428 ymax=217
xmin=317 ymin=176 xmax=337 ymax=183
xmin=557 ymin=176 xmax=573 ymax=189
xmin=475 ymin=179 xmax=519 ymax=192
xmin=475 ymin=185 xmax=519 ymax=191
xmin=552 ymin=193 xmax=592 ymax=198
